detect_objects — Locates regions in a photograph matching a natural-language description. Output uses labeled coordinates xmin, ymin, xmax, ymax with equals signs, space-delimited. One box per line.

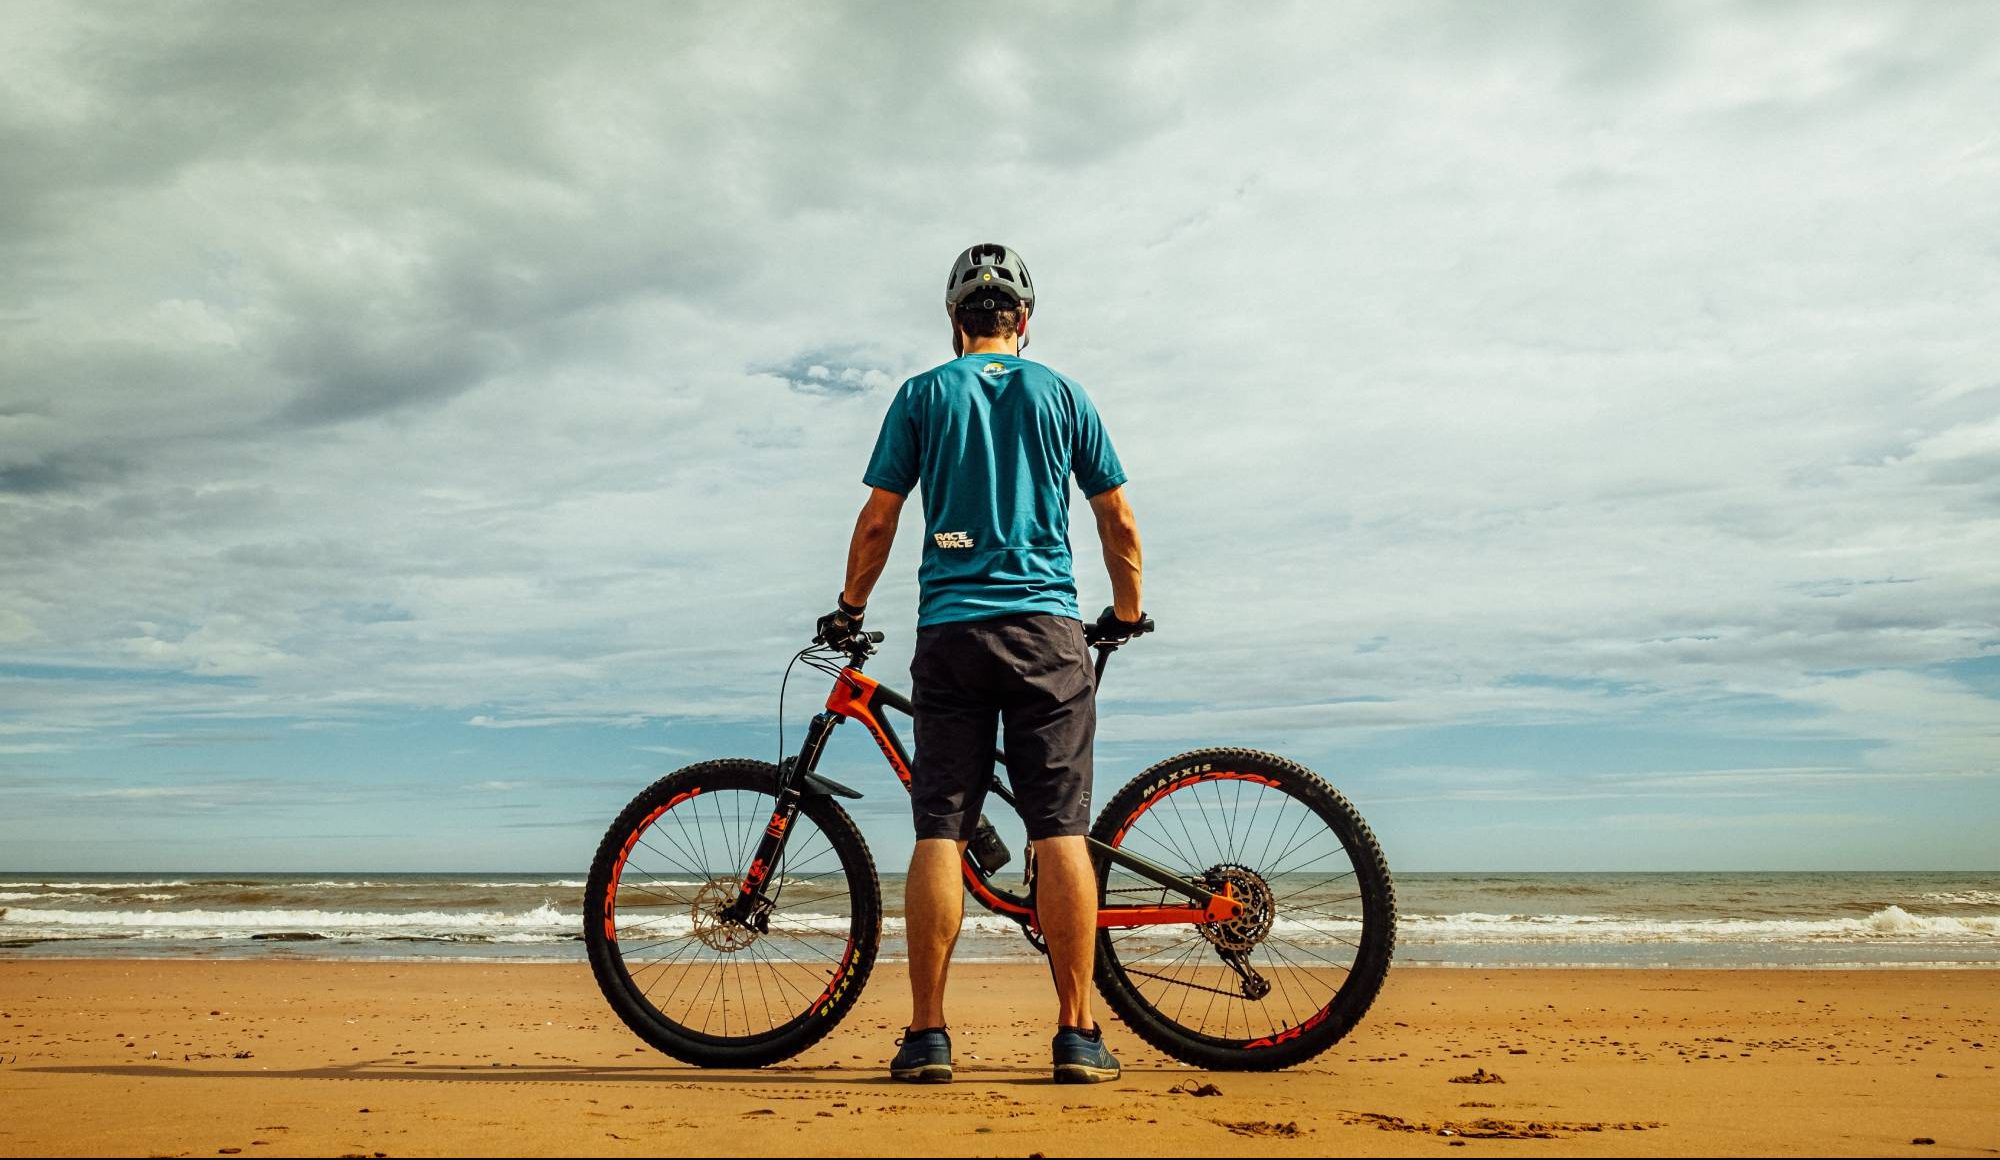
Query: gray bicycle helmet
xmin=945 ymin=242 xmax=1035 ymax=315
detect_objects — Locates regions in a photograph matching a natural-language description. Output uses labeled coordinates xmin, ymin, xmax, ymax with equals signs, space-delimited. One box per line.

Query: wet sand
xmin=0 ymin=961 xmax=1993 ymax=1156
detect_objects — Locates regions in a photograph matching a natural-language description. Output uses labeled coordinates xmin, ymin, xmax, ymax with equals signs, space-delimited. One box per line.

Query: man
xmin=815 ymin=242 xmax=1146 ymax=1085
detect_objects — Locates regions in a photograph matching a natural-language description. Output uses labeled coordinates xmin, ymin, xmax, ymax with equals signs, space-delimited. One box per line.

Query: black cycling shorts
xmin=909 ymin=612 xmax=1096 ymax=842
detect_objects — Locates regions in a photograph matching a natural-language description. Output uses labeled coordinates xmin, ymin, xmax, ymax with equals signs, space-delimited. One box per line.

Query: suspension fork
xmin=723 ymin=710 xmax=839 ymax=924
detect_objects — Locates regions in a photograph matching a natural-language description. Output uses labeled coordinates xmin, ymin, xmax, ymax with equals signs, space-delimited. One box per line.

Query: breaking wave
xmin=0 ymin=903 xmax=580 ymax=943
xmin=1367 ymin=906 xmax=2000 ymax=944
xmin=4 ymin=902 xmax=1993 ymax=948
xmin=1920 ymin=890 xmax=2000 ymax=907
xmin=0 ymin=881 xmax=192 ymax=890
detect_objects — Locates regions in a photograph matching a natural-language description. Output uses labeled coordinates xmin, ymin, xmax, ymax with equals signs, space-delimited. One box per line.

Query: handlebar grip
xmin=1084 ymin=612 xmax=1156 ymax=646
xmin=864 ymin=630 xmax=885 ymax=643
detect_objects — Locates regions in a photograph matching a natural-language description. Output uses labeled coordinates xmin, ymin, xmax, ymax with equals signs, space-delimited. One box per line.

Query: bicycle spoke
xmin=620 ymin=878 xmax=699 ymax=908
xmin=601 ymin=777 xmax=863 ymax=1043
xmin=641 ymin=815 xmax=714 ymax=881
xmin=1121 ymin=962 xmax=1251 ymax=1001
xmin=1093 ymin=765 xmax=1387 ymax=1048
xmin=1215 ymin=778 xmax=1239 ymax=862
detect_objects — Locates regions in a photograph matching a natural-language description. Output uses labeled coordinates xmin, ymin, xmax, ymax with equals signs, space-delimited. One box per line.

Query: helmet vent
xmin=946 ymin=243 xmax=1035 ymax=313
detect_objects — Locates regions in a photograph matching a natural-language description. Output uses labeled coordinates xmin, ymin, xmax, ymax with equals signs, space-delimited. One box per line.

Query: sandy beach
xmin=0 ymin=961 xmax=1992 ymax=1157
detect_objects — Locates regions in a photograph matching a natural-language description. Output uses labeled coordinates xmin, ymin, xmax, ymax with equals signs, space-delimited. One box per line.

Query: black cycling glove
xmin=815 ymin=595 xmax=866 ymax=647
xmin=1087 ymin=605 xmax=1149 ymax=646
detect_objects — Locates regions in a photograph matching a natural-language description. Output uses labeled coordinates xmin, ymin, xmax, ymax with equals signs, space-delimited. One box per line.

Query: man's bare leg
xmin=1031 ymin=834 xmax=1097 ymax=1028
xmin=906 ymin=837 xmax=968 ymax=1029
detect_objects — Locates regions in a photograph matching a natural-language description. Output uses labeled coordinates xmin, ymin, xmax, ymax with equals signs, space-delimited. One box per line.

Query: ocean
xmin=2 ymin=871 xmax=1995 ymax=968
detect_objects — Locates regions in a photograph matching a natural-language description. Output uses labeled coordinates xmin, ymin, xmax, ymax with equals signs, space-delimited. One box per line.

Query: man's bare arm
xmin=841 ymin=487 xmax=908 ymax=609
xmin=1088 ymin=485 xmax=1143 ymax=623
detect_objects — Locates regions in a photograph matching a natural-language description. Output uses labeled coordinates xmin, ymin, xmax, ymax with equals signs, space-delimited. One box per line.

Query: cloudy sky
xmin=3 ymin=2 xmax=1996 ymax=872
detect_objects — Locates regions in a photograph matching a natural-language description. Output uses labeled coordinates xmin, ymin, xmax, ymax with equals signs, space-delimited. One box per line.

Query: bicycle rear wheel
xmin=584 ymin=759 xmax=881 ymax=1068
xmin=1091 ymin=747 xmax=1395 ymax=1070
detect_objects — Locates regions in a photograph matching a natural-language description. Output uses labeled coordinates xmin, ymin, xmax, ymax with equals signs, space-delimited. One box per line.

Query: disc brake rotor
xmin=691 ymin=877 xmax=759 ymax=952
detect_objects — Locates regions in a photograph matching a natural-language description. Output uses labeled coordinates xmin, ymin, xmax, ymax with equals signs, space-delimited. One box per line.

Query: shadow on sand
xmin=13 ymin=1059 xmax=1158 ymax=1087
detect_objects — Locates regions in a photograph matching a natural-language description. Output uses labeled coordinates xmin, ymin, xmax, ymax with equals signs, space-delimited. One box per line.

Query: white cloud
xmin=1592 ymin=811 xmax=1875 ymax=833
xmin=76 ymin=786 xmax=209 ymax=800
xmin=464 ymin=714 xmax=649 ymax=730
xmin=0 ymin=3 xmax=1995 ymax=850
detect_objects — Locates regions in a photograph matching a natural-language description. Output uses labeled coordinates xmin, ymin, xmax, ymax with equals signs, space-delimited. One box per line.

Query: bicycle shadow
xmin=12 ymin=1060 xmax=1160 ymax=1087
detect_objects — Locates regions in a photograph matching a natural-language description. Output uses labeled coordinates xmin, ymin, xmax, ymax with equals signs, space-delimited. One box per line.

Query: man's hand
xmin=1086 ymin=605 xmax=1152 ymax=646
xmin=815 ymin=596 xmax=866 ymax=647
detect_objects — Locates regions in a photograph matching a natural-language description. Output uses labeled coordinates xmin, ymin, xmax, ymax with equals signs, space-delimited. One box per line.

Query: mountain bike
xmin=583 ymin=621 xmax=1396 ymax=1071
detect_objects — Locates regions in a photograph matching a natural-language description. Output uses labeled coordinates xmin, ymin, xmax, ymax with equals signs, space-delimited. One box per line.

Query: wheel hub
xmin=1197 ymin=863 xmax=1276 ymax=953
xmin=691 ymin=877 xmax=759 ymax=952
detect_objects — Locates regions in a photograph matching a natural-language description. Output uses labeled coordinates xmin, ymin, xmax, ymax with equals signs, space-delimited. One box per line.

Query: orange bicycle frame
xmin=823 ymin=667 xmax=1244 ymax=930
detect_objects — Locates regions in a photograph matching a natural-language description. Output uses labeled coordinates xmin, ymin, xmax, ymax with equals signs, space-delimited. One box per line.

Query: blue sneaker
xmin=1052 ymin=1024 xmax=1120 ymax=1084
xmin=890 ymin=1026 xmax=953 ymax=1083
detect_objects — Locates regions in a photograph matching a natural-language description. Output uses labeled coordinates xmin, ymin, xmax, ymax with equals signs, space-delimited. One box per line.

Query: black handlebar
xmin=1083 ymin=613 xmax=1155 ymax=647
xmin=824 ymin=618 xmax=1153 ymax=671
xmin=823 ymin=629 xmax=884 ymax=665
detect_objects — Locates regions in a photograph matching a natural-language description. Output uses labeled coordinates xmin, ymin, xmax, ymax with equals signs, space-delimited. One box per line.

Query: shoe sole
xmin=891 ymin=1064 xmax=954 ymax=1083
xmin=1053 ymin=1062 xmax=1121 ymax=1084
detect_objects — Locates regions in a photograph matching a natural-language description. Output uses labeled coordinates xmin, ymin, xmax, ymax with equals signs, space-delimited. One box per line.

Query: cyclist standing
xmin=816 ymin=243 xmax=1147 ymax=1085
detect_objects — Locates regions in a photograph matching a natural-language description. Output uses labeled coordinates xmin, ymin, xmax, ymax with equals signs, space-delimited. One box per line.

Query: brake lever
xmin=842 ymin=629 xmax=885 ymax=665
xmin=1084 ymin=614 xmax=1155 ymax=649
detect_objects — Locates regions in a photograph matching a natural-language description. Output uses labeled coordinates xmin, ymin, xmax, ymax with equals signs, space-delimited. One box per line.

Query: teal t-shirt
xmin=862 ymin=353 xmax=1127 ymax=627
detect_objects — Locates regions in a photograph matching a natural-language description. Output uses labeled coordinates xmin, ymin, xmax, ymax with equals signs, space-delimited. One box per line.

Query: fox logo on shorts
xmin=934 ymin=531 xmax=975 ymax=549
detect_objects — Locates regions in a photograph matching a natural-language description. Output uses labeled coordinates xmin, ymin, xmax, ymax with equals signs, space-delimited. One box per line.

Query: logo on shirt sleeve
xmin=933 ymin=531 xmax=975 ymax=549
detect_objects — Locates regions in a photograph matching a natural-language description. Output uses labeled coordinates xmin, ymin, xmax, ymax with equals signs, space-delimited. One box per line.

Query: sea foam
xmin=0 ymin=902 xmax=579 ymax=941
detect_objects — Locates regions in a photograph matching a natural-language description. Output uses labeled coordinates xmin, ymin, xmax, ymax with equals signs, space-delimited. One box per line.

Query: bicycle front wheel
xmin=584 ymin=759 xmax=882 ymax=1068
xmin=1091 ymin=747 xmax=1395 ymax=1070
